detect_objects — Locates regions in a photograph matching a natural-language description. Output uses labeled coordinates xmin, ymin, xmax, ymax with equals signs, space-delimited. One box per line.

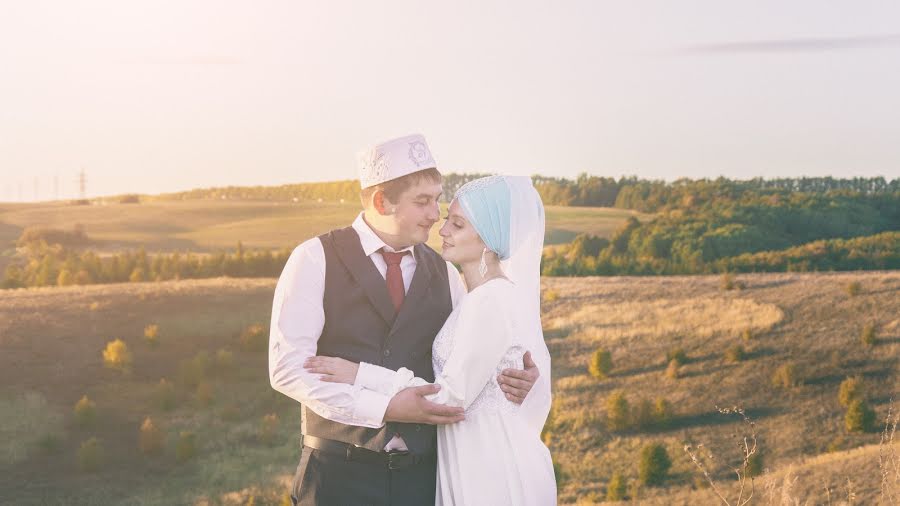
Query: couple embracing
xmin=269 ymin=134 xmax=556 ymax=505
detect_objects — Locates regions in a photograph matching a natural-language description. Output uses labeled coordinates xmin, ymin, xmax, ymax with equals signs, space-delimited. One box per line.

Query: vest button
xmin=383 ymin=349 xmax=391 ymax=357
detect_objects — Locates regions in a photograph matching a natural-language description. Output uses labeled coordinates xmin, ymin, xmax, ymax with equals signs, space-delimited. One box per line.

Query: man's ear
xmin=373 ymin=190 xmax=392 ymax=216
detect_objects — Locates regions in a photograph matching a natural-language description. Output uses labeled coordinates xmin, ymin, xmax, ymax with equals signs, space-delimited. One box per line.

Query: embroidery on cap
xmin=360 ymin=149 xmax=390 ymax=187
xmin=408 ymin=140 xmax=434 ymax=168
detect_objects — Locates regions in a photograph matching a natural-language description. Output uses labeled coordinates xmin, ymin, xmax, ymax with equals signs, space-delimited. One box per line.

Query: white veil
xmin=499 ymin=176 xmax=552 ymax=436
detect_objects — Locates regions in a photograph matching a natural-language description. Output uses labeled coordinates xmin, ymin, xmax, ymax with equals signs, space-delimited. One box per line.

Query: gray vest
xmin=301 ymin=226 xmax=452 ymax=455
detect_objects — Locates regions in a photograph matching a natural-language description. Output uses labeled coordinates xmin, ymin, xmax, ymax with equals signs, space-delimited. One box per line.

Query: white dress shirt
xmin=269 ymin=213 xmax=467 ymax=445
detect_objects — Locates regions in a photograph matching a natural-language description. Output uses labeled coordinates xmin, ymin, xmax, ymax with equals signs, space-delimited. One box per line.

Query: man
xmin=269 ymin=134 xmax=540 ymax=505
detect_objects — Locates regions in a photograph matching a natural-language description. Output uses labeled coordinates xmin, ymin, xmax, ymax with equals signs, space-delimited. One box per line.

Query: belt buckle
xmin=387 ymin=451 xmax=410 ymax=470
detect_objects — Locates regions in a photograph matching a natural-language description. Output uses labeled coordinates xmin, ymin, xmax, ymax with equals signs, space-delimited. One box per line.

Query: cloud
xmin=680 ymin=34 xmax=900 ymax=55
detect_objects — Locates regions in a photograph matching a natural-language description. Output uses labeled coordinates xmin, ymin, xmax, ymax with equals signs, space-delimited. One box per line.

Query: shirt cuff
xmin=353 ymin=388 xmax=392 ymax=426
xmin=357 ymin=362 xmax=402 ymax=395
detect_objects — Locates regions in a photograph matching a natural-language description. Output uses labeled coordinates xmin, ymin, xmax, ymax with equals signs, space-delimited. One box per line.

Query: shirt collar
xmin=352 ymin=212 xmax=416 ymax=257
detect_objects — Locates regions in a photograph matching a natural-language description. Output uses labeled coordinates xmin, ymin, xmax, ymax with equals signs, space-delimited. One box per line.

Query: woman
xmin=305 ymin=175 xmax=556 ymax=505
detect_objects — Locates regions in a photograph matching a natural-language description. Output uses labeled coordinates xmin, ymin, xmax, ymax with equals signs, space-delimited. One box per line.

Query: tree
xmin=638 ymin=443 xmax=671 ymax=486
xmin=589 ymin=348 xmax=612 ymax=379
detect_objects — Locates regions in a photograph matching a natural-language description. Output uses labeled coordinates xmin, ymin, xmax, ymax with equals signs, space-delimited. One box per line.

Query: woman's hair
xmin=359 ymin=168 xmax=442 ymax=207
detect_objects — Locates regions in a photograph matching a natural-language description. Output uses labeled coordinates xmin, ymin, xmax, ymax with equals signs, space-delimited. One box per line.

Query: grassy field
xmin=0 ymin=200 xmax=651 ymax=257
xmin=1 ymin=271 xmax=898 ymax=505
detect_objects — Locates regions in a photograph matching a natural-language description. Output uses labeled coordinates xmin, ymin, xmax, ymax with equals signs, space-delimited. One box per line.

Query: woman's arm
xmin=305 ymin=285 xmax=515 ymax=409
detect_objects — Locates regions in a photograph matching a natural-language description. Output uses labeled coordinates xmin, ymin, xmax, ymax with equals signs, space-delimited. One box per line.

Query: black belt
xmin=302 ymin=435 xmax=433 ymax=470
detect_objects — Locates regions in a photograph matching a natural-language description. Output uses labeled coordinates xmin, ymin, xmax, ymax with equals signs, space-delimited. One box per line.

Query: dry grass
xmin=542 ymin=271 xmax=900 ymax=504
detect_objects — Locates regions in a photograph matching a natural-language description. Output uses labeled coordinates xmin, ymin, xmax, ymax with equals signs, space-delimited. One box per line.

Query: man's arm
xmin=268 ymin=239 xmax=391 ymax=428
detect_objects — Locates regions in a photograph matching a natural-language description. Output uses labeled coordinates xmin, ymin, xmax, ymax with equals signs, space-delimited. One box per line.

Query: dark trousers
xmin=291 ymin=446 xmax=437 ymax=506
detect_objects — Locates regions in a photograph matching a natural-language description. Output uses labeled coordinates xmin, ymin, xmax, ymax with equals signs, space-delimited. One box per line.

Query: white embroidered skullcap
xmin=357 ymin=134 xmax=437 ymax=189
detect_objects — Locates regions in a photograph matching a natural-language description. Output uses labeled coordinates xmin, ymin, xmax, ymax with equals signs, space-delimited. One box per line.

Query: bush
xmin=606 ymin=391 xmax=630 ymax=432
xmin=741 ymin=328 xmax=754 ymax=342
xmin=215 ymin=348 xmax=235 ymax=373
xmin=665 ymin=359 xmax=681 ymax=380
xmin=240 ymin=323 xmax=268 ymax=352
xmin=606 ymin=471 xmax=627 ymax=501
xmin=746 ymin=452 xmax=764 ymax=478
xmin=838 ymin=376 xmax=865 ymax=408
xmin=861 ymin=323 xmax=877 ymax=347
xmin=102 ymin=338 xmax=133 ymax=373
xmin=654 ymin=397 xmax=674 ymax=429
xmin=772 ymin=363 xmax=800 ymax=389
xmin=259 ymin=413 xmax=280 ymax=444
xmin=725 ymin=344 xmax=746 ymax=363
xmin=553 ymin=461 xmax=567 ymax=488
xmin=195 ymin=382 xmax=214 ymax=407
xmin=721 ymin=273 xmax=745 ymax=291
xmin=37 ymin=434 xmax=62 ymax=455
xmin=543 ymin=288 xmax=560 ymax=302
xmin=143 ymin=324 xmax=159 ymax=347
xmin=176 ymin=431 xmax=197 ymax=462
xmin=845 ymin=398 xmax=876 ymax=433
xmin=139 ymin=417 xmax=165 ymax=456
xmin=588 ymin=348 xmax=612 ymax=379
xmin=638 ymin=442 xmax=671 ymax=486
xmin=129 ymin=267 xmax=146 ymax=283
xmin=77 ymin=437 xmax=104 ymax=472
xmin=73 ymin=395 xmax=97 ymax=428
xmin=179 ymin=351 xmax=210 ymax=387
xmin=155 ymin=378 xmax=176 ymax=411
xmin=666 ymin=348 xmax=688 ymax=366
xmin=846 ymin=281 xmax=861 ymax=296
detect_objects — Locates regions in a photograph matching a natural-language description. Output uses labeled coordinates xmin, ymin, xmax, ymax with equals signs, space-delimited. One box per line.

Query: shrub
xmin=666 ymin=348 xmax=688 ymax=366
xmin=215 ymin=348 xmax=235 ymax=373
xmin=741 ymin=328 xmax=753 ymax=342
xmin=155 ymin=378 xmax=176 ymax=411
xmin=606 ymin=391 xmax=630 ymax=432
xmin=588 ymin=348 xmax=612 ymax=379
xmin=553 ymin=461 xmax=568 ymax=488
xmin=259 ymin=413 xmax=280 ymax=444
xmin=195 ymin=382 xmax=214 ymax=407
xmin=139 ymin=417 xmax=165 ymax=455
xmin=73 ymin=395 xmax=97 ymax=428
xmin=725 ymin=344 xmax=746 ymax=363
xmin=638 ymin=442 xmax=671 ymax=486
xmin=543 ymin=288 xmax=560 ymax=302
xmin=746 ymin=452 xmax=764 ymax=478
xmin=102 ymin=338 xmax=133 ymax=373
xmin=179 ymin=351 xmax=210 ymax=387
xmin=129 ymin=267 xmax=146 ymax=283
xmin=143 ymin=324 xmax=159 ymax=347
xmin=845 ymin=398 xmax=876 ymax=432
xmin=861 ymin=323 xmax=877 ymax=347
xmin=37 ymin=434 xmax=62 ymax=455
xmin=721 ymin=273 xmax=745 ymax=291
xmin=654 ymin=397 xmax=674 ymax=429
xmin=838 ymin=377 xmax=865 ymax=408
xmin=77 ymin=437 xmax=104 ymax=472
xmin=772 ymin=363 xmax=800 ymax=389
xmin=606 ymin=471 xmax=627 ymax=501
xmin=239 ymin=323 xmax=268 ymax=352
xmin=176 ymin=431 xmax=197 ymax=462
xmin=846 ymin=281 xmax=861 ymax=296
xmin=665 ymin=359 xmax=681 ymax=380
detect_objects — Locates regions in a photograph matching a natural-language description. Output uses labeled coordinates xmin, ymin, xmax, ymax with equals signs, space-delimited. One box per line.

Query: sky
xmin=1 ymin=0 xmax=899 ymax=201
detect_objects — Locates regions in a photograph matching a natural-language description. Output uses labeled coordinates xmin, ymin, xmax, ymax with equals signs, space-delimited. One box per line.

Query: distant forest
xmin=2 ymin=175 xmax=898 ymax=288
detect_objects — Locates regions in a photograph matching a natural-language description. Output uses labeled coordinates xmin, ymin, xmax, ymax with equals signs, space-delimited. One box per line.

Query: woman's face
xmin=439 ymin=199 xmax=487 ymax=264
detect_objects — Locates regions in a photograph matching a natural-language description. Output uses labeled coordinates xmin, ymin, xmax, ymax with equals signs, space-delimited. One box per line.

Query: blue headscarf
xmin=455 ymin=176 xmax=511 ymax=260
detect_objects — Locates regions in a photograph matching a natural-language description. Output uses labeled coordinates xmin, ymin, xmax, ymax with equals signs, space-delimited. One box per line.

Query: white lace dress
xmin=356 ymin=279 xmax=557 ymax=505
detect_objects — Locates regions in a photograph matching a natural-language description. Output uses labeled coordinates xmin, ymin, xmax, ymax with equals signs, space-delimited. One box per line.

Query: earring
xmin=479 ymin=248 xmax=488 ymax=278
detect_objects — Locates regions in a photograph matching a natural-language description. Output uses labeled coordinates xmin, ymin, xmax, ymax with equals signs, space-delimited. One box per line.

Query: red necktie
xmin=380 ymin=249 xmax=409 ymax=312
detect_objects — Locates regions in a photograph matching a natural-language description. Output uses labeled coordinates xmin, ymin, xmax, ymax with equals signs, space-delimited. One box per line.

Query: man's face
xmin=386 ymin=179 xmax=443 ymax=247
